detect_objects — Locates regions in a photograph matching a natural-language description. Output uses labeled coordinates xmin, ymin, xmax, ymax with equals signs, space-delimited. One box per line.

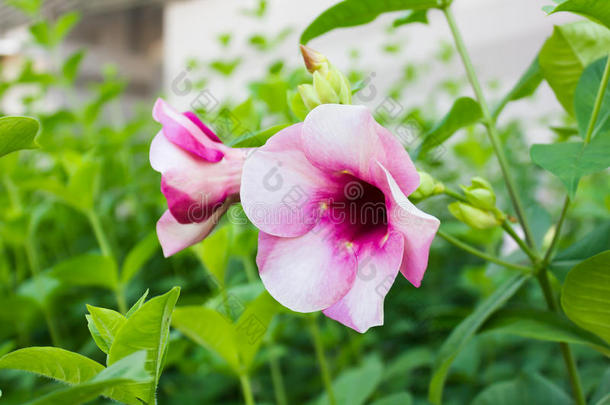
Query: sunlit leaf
xmin=562 ymin=251 xmax=610 ymax=344
xmin=429 ymin=274 xmax=529 ymax=405
xmin=539 ymin=21 xmax=610 ymax=114
xmin=545 ymin=0 xmax=610 ymax=31
xmin=86 ymin=305 xmax=127 ymax=354
xmin=301 ymin=0 xmax=439 ymax=44
xmin=108 ymin=287 xmax=180 ymax=404
xmin=0 ymin=116 xmax=39 ymax=157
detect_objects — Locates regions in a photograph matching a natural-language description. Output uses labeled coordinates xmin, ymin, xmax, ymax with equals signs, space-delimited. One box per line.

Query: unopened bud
xmin=460 ymin=177 xmax=496 ymax=211
xmin=313 ymin=71 xmax=340 ymax=104
xmin=300 ymin=44 xmax=330 ymax=74
xmin=297 ymin=84 xmax=321 ymax=110
xmin=448 ymin=202 xmax=501 ymax=230
xmin=411 ymin=171 xmax=444 ymax=202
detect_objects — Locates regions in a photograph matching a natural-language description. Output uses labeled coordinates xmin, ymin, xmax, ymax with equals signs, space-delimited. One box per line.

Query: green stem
xmin=87 ymin=211 xmax=126 ymax=312
xmin=536 ymin=270 xmax=585 ymax=405
xmin=437 ymin=230 xmax=531 ymax=273
xmin=542 ymin=196 xmax=570 ymax=265
xmin=308 ymin=315 xmax=336 ymax=405
xmin=442 ymin=6 xmax=536 ymax=249
xmin=239 ymin=373 xmax=256 ymax=405
xmin=501 ymin=221 xmax=539 ymax=263
xmin=25 ymin=231 xmax=62 ymax=347
xmin=269 ymin=354 xmax=288 ymax=405
xmin=442 ymin=188 xmax=467 ymax=203
xmin=584 ymin=55 xmax=610 ymax=144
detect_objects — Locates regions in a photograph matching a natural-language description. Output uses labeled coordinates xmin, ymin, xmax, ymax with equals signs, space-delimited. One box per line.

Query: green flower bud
xmin=460 ymin=176 xmax=496 ymax=211
xmin=297 ymin=84 xmax=321 ymax=110
xmin=448 ymin=202 xmax=501 ymax=230
xmin=411 ymin=171 xmax=445 ymax=202
xmin=297 ymin=45 xmax=352 ymax=114
xmin=300 ymin=44 xmax=330 ymax=74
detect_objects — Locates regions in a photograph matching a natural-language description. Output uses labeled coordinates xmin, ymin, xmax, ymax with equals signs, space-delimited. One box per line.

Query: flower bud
xmin=300 ymin=44 xmax=330 ymax=74
xmin=460 ymin=176 xmax=496 ymax=211
xmin=297 ymin=84 xmax=321 ymax=110
xmin=298 ymin=45 xmax=352 ymax=113
xmin=448 ymin=202 xmax=501 ymax=230
xmin=411 ymin=171 xmax=444 ymax=202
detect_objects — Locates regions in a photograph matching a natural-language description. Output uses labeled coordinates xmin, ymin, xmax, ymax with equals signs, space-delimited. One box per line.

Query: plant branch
xmin=239 ymin=373 xmax=256 ymax=405
xmin=442 ymin=6 xmax=536 ymax=249
xmin=501 ymin=221 xmax=539 ymax=263
xmin=584 ymin=55 xmax=610 ymax=144
xmin=437 ymin=230 xmax=531 ymax=273
xmin=308 ymin=315 xmax=336 ymax=405
xmin=542 ymin=196 xmax=570 ymax=265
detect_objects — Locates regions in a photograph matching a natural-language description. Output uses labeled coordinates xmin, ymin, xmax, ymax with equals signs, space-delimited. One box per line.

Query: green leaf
xmin=191 ymin=226 xmax=231 ymax=287
xmin=574 ymin=56 xmax=610 ymax=139
xmin=592 ymin=368 xmax=610 ymax=405
xmin=317 ymin=356 xmax=383 ymax=405
xmin=108 ymin=287 xmax=180 ymax=403
xmin=383 ymin=347 xmax=433 ymax=382
xmin=172 ymin=306 xmax=241 ymax=372
xmin=553 ymin=222 xmax=610 ymax=279
xmin=0 ymin=347 xmax=104 ymax=384
xmin=300 ymin=0 xmax=440 ymax=44
xmin=418 ymin=97 xmax=482 ymax=155
xmin=86 ymin=315 xmax=110 ymax=354
xmin=24 ymin=351 xmax=149 ymax=405
xmin=539 ymin=21 xmax=610 ymax=114
xmin=50 ymin=254 xmax=118 ymax=291
xmin=393 ymin=10 xmax=429 ymax=27
xmin=126 ymin=290 xmax=150 ymax=318
xmin=288 ymin=90 xmax=309 ymax=121
xmin=370 ymin=392 xmax=413 ymax=405
xmin=209 ymin=58 xmax=241 ymax=76
xmin=121 ymin=232 xmax=159 ymax=285
xmin=530 ymin=135 xmax=610 ymax=198
xmin=492 ymin=58 xmax=543 ymax=119
xmin=481 ymin=309 xmax=610 ymax=356
xmin=562 ymin=251 xmax=610 ymax=344
xmin=62 ymin=50 xmax=85 ymax=83
xmin=428 ymin=274 xmax=529 ymax=405
xmin=545 ymin=0 xmax=610 ymax=31
xmin=5 ymin=0 xmax=42 ymax=16
xmin=230 ymin=123 xmax=290 ymax=148
xmin=0 ymin=116 xmax=39 ymax=157
xmin=86 ymin=306 xmax=127 ymax=354
xmin=472 ymin=372 xmax=572 ymax=405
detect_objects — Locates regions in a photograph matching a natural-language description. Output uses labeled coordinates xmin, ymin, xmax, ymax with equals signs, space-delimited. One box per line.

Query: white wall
xmin=164 ymin=0 xmax=577 ymax=142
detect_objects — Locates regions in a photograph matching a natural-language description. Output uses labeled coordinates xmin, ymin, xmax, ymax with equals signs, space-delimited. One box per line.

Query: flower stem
xmin=442 ymin=188 xmax=467 ymax=203
xmin=269 ymin=354 xmax=288 ymax=405
xmin=501 ymin=221 xmax=539 ymax=263
xmin=536 ymin=270 xmax=585 ymax=405
xmin=239 ymin=373 xmax=256 ymax=405
xmin=442 ymin=6 xmax=535 ymax=249
xmin=437 ymin=230 xmax=531 ymax=273
xmin=308 ymin=315 xmax=336 ymax=405
xmin=584 ymin=55 xmax=610 ymax=144
xmin=87 ymin=210 xmax=127 ymax=313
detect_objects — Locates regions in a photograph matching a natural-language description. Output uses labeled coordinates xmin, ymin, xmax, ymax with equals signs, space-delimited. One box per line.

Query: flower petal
xmin=150 ymin=132 xmax=243 ymax=223
xmin=183 ymin=111 xmax=222 ymax=143
xmin=153 ymin=98 xmax=225 ymax=162
xmin=156 ymin=200 xmax=232 ymax=257
xmin=379 ymin=163 xmax=440 ymax=287
xmin=374 ymin=122 xmax=420 ymax=196
xmin=256 ymin=224 xmax=358 ymax=312
xmin=323 ymin=230 xmax=404 ymax=333
xmin=241 ymin=123 xmax=335 ymax=237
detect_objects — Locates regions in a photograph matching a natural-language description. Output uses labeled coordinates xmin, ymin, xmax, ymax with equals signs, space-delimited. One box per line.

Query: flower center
xmin=325 ymin=174 xmax=388 ymax=242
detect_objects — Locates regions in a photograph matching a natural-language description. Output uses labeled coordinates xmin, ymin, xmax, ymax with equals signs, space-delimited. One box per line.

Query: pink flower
xmin=240 ymin=104 xmax=440 ymax=333
xmin=150 ymin=98 xmax=249 ymax=257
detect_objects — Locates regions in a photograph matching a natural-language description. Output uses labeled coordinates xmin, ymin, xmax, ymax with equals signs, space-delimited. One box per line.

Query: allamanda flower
xmin=240 ymin=104 xmax=440 ymax=332
xmin=150 ymin=98 xmax=250 ymax=257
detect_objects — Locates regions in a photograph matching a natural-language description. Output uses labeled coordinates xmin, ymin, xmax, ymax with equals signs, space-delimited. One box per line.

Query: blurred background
xmin=1 ymin=1 xmax=608 ymax=404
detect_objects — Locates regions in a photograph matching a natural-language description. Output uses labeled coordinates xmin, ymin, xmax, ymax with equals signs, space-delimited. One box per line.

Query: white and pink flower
xmin=240 ymin=104 xmax=440 ymax=332
xmin=150 ymin=98 xmax=249 ymax=257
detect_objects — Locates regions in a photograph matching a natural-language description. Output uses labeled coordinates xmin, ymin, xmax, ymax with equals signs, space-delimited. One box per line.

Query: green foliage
xmin=492 ymin=58 xmax=543 ymax=119
xmin=316 ymin=356 xmax=383 ymax=405
xmin=49 ymin=254 xmax=118 ymax=291
xmin=544 ymin=0 xmax=610 ymax=31
xmin=472 ymin=372 xmax=572 ymax=405
xmin=417 ymin=97 xmax=482 ymax=156
xmin=0 ymin=116 xmax=39 ymax=157
xmin=300 ymin=0 xmax=440 ymax=44
xmin=562 ymin=251 xmax=610 ymax=344
xmin=575 ymin=57 xmax=610 ymax=139
xmin=429 ymin=274 xmax=529 ymax=405
xmin=30 ymin=12 xmax=80 ymax=49
xmin=393 ymin=10 xmax=429 ymax=27
xmin=538 ymin=21 xmax=610 ymax=114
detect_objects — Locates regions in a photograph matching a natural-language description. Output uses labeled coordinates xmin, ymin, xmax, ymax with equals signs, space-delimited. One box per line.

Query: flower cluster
xmin=150 ymin=48 xmax=440 ymax=333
